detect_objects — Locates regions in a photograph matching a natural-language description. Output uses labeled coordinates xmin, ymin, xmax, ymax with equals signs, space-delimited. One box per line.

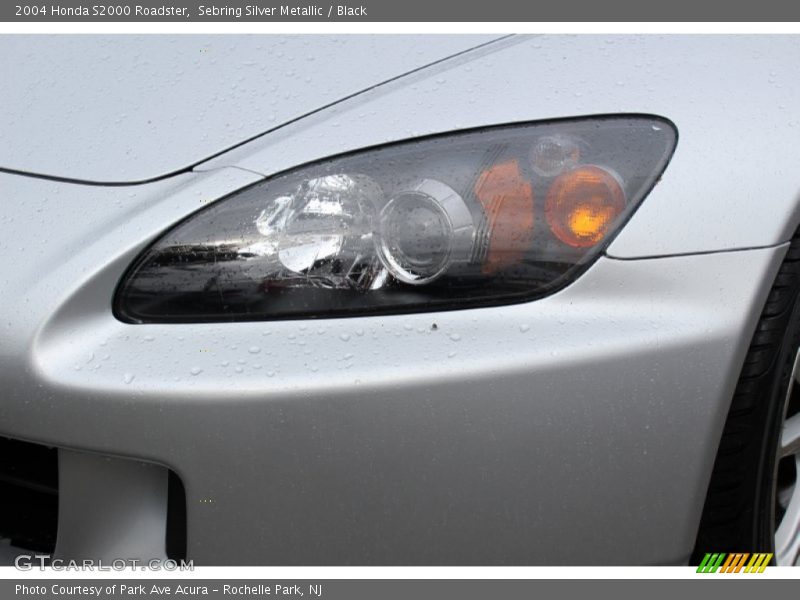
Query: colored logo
xmin=696 ymin=553 xmax=773 ymax=573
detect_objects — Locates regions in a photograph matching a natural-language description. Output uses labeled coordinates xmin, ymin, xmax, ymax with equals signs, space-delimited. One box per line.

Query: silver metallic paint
xmin=2 ymin=34 xmax=799 ymax=564
xmin=0 ymin=35 xmax=497 ymax=182
xmin=0 ymin=161 xmax=786 ymax=562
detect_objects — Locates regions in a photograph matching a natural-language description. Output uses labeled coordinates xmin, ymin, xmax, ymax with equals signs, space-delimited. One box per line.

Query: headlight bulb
xmin=255 ymin=174 xmax=383 ymax=286
xmin=376 ymin=179 xmax=474 ymax=285
xmin=545 ymin=165 xmax=625 ymax=248
xmin=529 ymin=135 xmax=581 ymax=177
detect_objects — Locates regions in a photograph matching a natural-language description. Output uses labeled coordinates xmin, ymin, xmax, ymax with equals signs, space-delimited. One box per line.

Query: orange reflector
xmin=474 ymin=159 xmax=535 ymax=273
xmin=545 ymin=165 xmax=625 ymax=248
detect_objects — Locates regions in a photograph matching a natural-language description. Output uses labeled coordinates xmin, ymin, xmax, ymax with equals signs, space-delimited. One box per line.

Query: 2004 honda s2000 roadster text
xmin=0 ymin=34 xmax=799 ymax=566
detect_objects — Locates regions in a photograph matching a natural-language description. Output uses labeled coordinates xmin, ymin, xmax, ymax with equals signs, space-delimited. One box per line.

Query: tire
xmin=693 ymin=230 xmax=800 ymax=565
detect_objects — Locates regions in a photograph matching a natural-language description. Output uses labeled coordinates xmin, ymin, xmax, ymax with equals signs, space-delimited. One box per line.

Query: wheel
xmin=775 ymin=354 xmax=800 ymax=564
xmin=693 ymin=231 xmax=800 ymax=566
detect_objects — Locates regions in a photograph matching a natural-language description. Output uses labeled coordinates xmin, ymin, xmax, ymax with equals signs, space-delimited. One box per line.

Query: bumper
xmin=0 ymin=169 xmax=787 ymax=564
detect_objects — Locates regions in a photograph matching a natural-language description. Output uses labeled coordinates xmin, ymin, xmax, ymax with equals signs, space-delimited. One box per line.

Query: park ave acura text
xmin=0 ymin=34 xmax=799 ymax=566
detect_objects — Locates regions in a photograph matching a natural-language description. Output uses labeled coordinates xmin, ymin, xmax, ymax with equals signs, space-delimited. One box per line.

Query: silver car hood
xmin=0 ymin=35 xmax=496 ymax=183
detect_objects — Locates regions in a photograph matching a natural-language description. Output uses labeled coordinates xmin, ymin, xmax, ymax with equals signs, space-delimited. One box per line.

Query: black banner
xmin=3 ymin=0 xmax=800 ymax=22
xmin=4 ymin=579 xmax=800 ymax=600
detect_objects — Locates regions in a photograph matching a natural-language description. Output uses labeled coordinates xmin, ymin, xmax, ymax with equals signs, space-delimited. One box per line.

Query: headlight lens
xmin=115 ymin=116 xmax=676 ymax=323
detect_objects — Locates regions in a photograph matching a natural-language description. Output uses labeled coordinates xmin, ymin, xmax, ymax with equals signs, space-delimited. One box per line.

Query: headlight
xmin=115 ymin=115 xmax=677 ymax=323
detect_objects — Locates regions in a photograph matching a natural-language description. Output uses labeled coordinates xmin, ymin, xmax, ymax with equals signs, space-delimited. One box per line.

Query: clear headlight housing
xmin=115 ymin=116 xmax=677 ymax=323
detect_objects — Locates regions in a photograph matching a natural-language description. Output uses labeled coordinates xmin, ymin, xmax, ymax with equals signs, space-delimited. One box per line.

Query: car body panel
xmin=200 ymin=34 xmax=800 ymax=257
xmin=2 ymin=34 xmax=800 ymax=565
xmin=0 ymin=168 xmax=786 ymax=564
xmin=0 ymin=35 xmax=497 ymax=183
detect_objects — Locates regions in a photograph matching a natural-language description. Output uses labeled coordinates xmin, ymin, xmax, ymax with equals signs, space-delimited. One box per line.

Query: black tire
xmin=692 ymin=230 xmax=800 ymax=563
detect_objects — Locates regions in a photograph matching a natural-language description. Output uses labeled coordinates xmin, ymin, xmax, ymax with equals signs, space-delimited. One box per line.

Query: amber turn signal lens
xmin=545 ymin=165 xmax=625 ymax=248
xmin=475 ymin=159 xmax=535 ymax=273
